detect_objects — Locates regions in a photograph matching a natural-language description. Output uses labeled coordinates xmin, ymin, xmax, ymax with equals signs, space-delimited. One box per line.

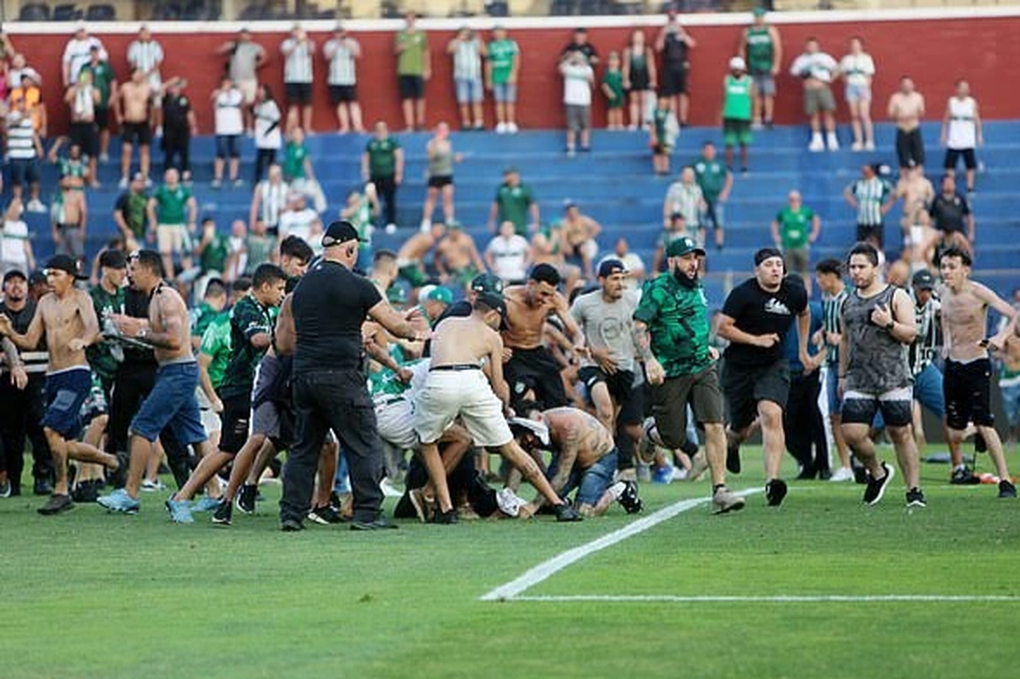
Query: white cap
xmin=508 ymin=417 xmax=550 ymax=446
xmin=729 ymin=56 xmax=747 ymax=71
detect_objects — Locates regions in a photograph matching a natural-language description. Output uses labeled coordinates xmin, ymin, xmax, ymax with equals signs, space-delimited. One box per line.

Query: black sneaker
xmin=906 ymin=487 xmax=927 ymax=508
xmin=71 ymin=480 xmax=99 ymax=503
xmin=212 ymin=499 xmax=233 ymax=526
xmin=998 ymin=479 xmax=1017 ymax=498
xmin=280 ymin=517 xmax=305 ymax=532
xmin=950 ymin=466 xmax=980 ymax=485
xmin=554 ymin=502 xmax=583 ymax=522
xmin=236 ymin=484 xmax=257 ymax=515
xmin=350 ymin=517 xmax=399 ymax=531
xmin=725 ymin=430 xmax=742 ymax=474
xmin=863 ymin=463 xmax=895 ymax=505
xmin=432 ymin=508 xmax=459 ymax=525
xmin=308 ymin=504 xmax=344 ymax=525
xmin=37 ymin=493 xmax=74 ymax=515
xmin=618 ymin=480 xmax=643 ymax=514
xmin=765 ymin=479 xmax=788 ymax=507
xmin=109 ymin=451 xmax=130 ymax=489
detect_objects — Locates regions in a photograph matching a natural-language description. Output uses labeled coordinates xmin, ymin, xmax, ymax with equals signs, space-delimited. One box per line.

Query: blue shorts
xmin=41 ymin=367 xmax=92 ymax=439
xmin=550 ymin=448 xmax=618 ymax=507
xmin=493 ymin=83 xmax=517 ymax=103
xmin=130 ymin=361 xmax=207 ymax=445
xmin=825 ymin=366 xmax=842 ymax=416
xmin=913 ymin=362 xmax=945 ymax=419
xmin=455 ymin=77 xmax=484 ymax=104
xmin=215 ymin=134 xmax=240 ymax=159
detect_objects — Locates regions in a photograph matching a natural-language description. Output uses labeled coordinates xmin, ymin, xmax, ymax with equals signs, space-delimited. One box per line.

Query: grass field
xmin=2 ymin=445 xmax=1020 ymax=679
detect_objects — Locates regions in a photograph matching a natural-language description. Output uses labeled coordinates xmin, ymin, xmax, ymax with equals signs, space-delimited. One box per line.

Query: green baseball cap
xmin=425 ymin=286 xmax=453 ymax=305
xmin=387 ymin=285 xmax=408 ymax=305
xmin=666 ymin=236 xmax=706 ymax=258
xmin=753 ymin=7 xmax=767 ymax=17
xmin=470 ymin=273 xmax=504 ymax=296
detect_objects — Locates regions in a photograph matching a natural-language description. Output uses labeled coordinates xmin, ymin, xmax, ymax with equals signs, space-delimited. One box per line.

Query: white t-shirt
xmin=561 ymin=62 xmax=594 ymax=106
xmin=486 ymin=234 xmax=530 ymax=282
xmin=63 ymin=36 xmax=107 ymax=84
xmin=947 ymin=96 xmax=977 ymax=150
xmin=790 ymin=52 xmax=838 ymax=84
xmin=279 ymin=208 xmax=321 ymax=244
xmin=839 ymin=53 xmax=875 ymax=87
xmin=1 ymin=219 xmax=30 ymax=267
xmin=214 ymin=88 xmax=244 ymax=136
xmin=254 ymin=100 xmax=282 ymax=150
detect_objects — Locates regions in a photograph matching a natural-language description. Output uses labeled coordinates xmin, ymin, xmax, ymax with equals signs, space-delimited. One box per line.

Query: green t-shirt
xmin=191 ymin=302 xmax=220 ymax=341
xmin=87 ymin=283 xmax=125 ymax=381
xmin=365 ymin=138 xmax=400 ymax=178
xmin=722 ymin=74 xmax=753 ymax=122
xmin=692 ymin=158 xmax=728 ymax=201
xmin=199 ymin=312 xmax=232 ymax=390
xmin=369 ymin=358 xmax=425 ymax=398
xmin=200 ymin=233 xmax=229 ymax=273
xmin=154 ymin=184 xmax=192 ymax=225
xmin=244 ymin=233 xmax=275 ymax=275
xmin=218 ymin=295 xmax=274 ymax=399
xmin=283 ymin=141 xmax=308 ymax=181
xmin=775 ymin=206 xmax=816 ymax=250
xmin=633 ymin=273 xmax=713 ymax=377
xmin=488 ymin=39 xmax=519 ymax=84
xmin=83 ymin=61 xmax=115 ymax=107
xmin=116 ymin=191 xmax=149 ymax=240
xmin=395 ymin=30 xmax=428 ymax=76
xmin=603 ymin=70 xmax=624 ymax=107
xmin=59 ymin=158 xmax=87 ymax=181
xmin=495 ymin=182 xmax=535 ymax=236
xmin=349 ymin=195 xmax=375 ymax=245
xmin=745 ymin=25 xmax=775 ymax=74
xmin=653 ymin=107 xmax=671 ymax=146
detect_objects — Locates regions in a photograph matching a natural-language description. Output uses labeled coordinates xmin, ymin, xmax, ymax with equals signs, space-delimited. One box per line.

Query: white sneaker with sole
xmin=829 ymin=466 xmax=855 ymax=482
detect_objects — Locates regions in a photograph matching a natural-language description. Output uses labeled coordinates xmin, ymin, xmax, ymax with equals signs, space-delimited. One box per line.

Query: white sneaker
xmin=99 ymin=153 xmax=110 ymax=164
xmin=864 ymin=141 xmax=876 ymax=151
xmin=384 ymin=223 xmax=397 ymax=235
xmin=495 ymin=122 xmax=507 ymax=134
xmin=826 ymin=132 xmax=840 ymax=150
xmin=808 ymin=135 xmax=825 ymax=152
xmin=496 ymin=487 xmax=525 ymax=517
xmin=829 ymin=466 xmax=855 ymax=482
xmin=118 ymin=176 xmax=129 ymax=190
xmin=420 ymin=218 xmax=431 ymax=234
xmin=688 ymin=451 xmax=709 ymax=482
xmin=140 ymin=478 xmax=166 ymax=492
xmin=851 ymin=141 xmax=863 ymax=152
xmin=380 ymin=478 xmax=403 ymax=498
xmin=507 ymin=122 xmax=519 ymax=134
xmin=26 ymin=199 xmax=46 ymax=213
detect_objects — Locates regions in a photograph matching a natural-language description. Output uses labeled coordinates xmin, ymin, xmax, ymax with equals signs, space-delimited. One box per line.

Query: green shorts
xmin=723 ymin=118 xmax=752 ymax=147
xmin=648 ymin=364 xmax=724 ymax=450
xmin=398 ymin=263 xmax=429 ymax=288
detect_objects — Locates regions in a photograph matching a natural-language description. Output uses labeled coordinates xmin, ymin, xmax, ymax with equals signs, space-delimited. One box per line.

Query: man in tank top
xmin=940 ymin=79 xmax=983 ymax=195
xmin=740 ymin=7 xmax=782 ymax=129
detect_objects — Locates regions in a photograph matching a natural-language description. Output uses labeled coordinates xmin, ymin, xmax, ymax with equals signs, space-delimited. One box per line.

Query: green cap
xmin=447 ymin=220 xmax=462 ymax=230
xmin=666 ymin=236 xmax=706 ymax=259
xmin=753 ymin=7 xmax=766 ymax=16
xmin=387 ymin=285 xmax=408 ymax=305
xmin=426 ymin=286 xmax=453 ymax=305
xmin=470 ymin=273 xmax=504 ymax=296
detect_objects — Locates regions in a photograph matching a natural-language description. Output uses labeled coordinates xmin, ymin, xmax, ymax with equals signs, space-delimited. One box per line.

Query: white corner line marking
xmin=480 ymin=488 xmax=760 ymax=602
xmin=508 ymin=594 xmax=1020 ymax=604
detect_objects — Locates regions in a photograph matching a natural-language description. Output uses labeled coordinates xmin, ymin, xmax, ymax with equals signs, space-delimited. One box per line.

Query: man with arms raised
xmin=0 ymin=255 xmax=123 ymax=514
xmin=938 ymin=247 xmax=1016 ymax=498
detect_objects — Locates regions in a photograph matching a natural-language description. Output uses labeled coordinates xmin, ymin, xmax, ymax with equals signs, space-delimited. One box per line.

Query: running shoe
xmin=192 ymin=495 xmax=222 ymax=513
xmin=554 ymin=501 xmax=583 ymax=522
xmin=765 ymin=479 xmax=788 ymax=507
xmin=38 ymin=493 xmax=74 ymax=516
xmin=951 ymin=466 xmax=980 ymax=485
xmin=0 ymin=479 xmax=10 ymax=498
xmin=165 ymin=497 xmax=195 ymax=524
xmin=829 ymin=466 xmax=855 ymax=483
xmin=726 ymin=430 xmax=742 ymax=474
xmin=281 ymin=517 xmax=305 ymax=532
xmin=308 ymin=504 xmax=345 ymax=525
xmin=906 ymin=487 xmax=928 ymax=508
xmin=71 ymin=480 xmax=99 ymax=503
xmin=349 ymin=517 xmax=398 ymax=530
xmin=863 ymin=463 xmax=895 ymax=506
xmin=712 ymin=486 xmax=746 ymax=514
xmin=236 ymin=483 xmax=257 ymax=515
xmin=495 ymin=487 xmax=525 ymax=518
xmin=97 ymin=488 xmax=141 ymax=514
xmin=998 ymin=479 xmax=1017 ymax=498
xmin=212 ymin=499 xmax=233 ymax=526
xmin=617 ymin=480 xmax=644 ymax=514
xmin=140 ymin=478 xmax=166 ymax=492
xmin=432 ymin=508 xmax=459 ymax=525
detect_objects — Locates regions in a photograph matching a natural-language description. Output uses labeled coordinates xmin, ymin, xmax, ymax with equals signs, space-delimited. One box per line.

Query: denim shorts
xmin=41 ymin=367 xmax=91 ymax=439
xmin=550 ymin=448 xmax=618 ymax=507
xmin=825 ymin=366 xmax=842 ymax=416
xmin=493 ymin=82 xmax=517 ymax=103
xmin=130 ymin=361 xmax=207 ymax=445
xmin=455 ymin=77 xmax=484 ymax=104
xmin=913 ymin=362 xmax=945 ymax=419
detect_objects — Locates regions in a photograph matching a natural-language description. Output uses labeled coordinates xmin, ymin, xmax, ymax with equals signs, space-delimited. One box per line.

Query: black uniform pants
xmin=0 ymin=374 xmax=53 ymax=493
xmin=163 ymin=126 xmax=191 ymax=174
xmin=783 ymin=369 xmax=829 ymax=475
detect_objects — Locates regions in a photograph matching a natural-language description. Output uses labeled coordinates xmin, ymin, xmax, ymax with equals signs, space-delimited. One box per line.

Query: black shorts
xmin=578 ymin=366 xmax=644 ymax=427
xmin=944 ymin=148 xmax=977 ymax=171
xmin=648 ymin=365 xmax=724 ymax=450
xmin=399 ymin=74 xmax=425 ymax=100
xmin=944 ymin=358 xmax=994 ymax=430
xmin=504 ymin=345 xmax=567 ymax=411
xmin=285 ymin=82 xmax=312 ymax=105
xmin=628 ymin=68 xmax=650 ymax=92
xmin=69 ymin=121 xmax=98 ymax=157
xmin=857 ymin=222 xmax=884 ymax=247
xmin=215 ymin=134 xmax=240 ymax=159
xmin=722 ymin=359 xmax=790 ymax=431
xmin=329 ymin=84 xmax=358 ymax=104
xmin=841 ymin=386 xmax=913 ymax=428
xmin=218 ymin=393 xmax=251 ymax=455
xmin=896 ymin=127 xmax=926 ymax=168
xmin=427 ymin=175 xmax=453 ymax=189
xmin=8 ymin=158 xmax=40 ymax=186
xmin=122 ymin=121 xmax=151 ymax=146
xmin=660 ymin=66 xmax=688 ymax=96
xmin=95 ymin=107 xmax=110 ymax=130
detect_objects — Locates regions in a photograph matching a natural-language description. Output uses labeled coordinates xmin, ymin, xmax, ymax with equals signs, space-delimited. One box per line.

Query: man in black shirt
xmin=161 ymin=78 xmax=196 ymax=183
xmin=928 ymin=174 xmax=973 ymax=255
xmin=280 ymin=221 xmax=429 ymax=531
xmin=559 ymin=28 xmax=599 ymax=66
xmin=717 ymin=248 xmax=810 ymax=507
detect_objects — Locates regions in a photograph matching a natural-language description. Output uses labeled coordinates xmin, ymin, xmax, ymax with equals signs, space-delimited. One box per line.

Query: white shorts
xmin=375 ymin=395 xmax=418 ymax=451
xmin=414 ymin=369 xmax=512 ymax=447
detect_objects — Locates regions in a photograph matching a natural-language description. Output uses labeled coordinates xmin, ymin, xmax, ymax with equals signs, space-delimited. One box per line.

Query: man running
xmin=839 ymin=242 xmax=924 ymax=507
xmin=814 ymin=258 xmax=853 ymax=482
xmin=938 ymin=247 xmax=1017 ymax=498
xmin=0 ymin=255 xmax=122 ymax=514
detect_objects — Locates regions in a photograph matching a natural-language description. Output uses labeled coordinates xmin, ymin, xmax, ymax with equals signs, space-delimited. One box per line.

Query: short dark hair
xmin=204 ymin=278 xmax=227 ymax=299
xmin=847 ymin=242 xmax=880 ymax=267
xmin=252 ymin=263 xmax=287 ymax=289
xmin=133 ymin=249 xmax=164 ymax=277
xmin=530 ymin=263 xmax=562 ymax=287
xmin=515 ymin=400 xmax=542 ymax=418
xmin=232 ymin=277 xmax=252 ymax=294
xmin=280 ymin=235 xmax=314 ymax=264
xmin=815 ymin=258 xmax=844 ymax=276
xmin=941 ymin=246 xmax=972 ymax=267
xmin=374 ymin=249 xmax=397 ymax=264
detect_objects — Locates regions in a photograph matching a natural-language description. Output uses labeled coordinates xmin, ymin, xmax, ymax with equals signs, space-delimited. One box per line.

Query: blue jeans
xmin=455 ymin=77 xmax=483 ymax=104
xmin=549 ymin=448 xmax=618 ymax=507
xmin=825 ymin=366 xmax=842 ymax=416
xmin=130 ymin=362 xmax=206 ymax=445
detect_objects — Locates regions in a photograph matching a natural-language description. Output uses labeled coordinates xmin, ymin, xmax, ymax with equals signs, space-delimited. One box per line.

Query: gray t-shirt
xmin=570 ymin=289 xmax=640 ymax=373
xmin=230 ymin=41 xmax=266 ymax=82
xmin=843 ymin=285 xmax=912 ymax=394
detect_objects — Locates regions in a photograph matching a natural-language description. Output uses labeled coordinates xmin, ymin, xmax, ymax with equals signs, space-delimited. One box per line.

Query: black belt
xmin=429 ymin=364 xmax=481 ymax=372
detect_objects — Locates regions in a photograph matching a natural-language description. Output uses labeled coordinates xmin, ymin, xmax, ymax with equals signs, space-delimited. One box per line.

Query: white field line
xmin=479 ymin=488 xmax=760 ymax=602
xmin=509 ymin=595 xmax=1020 ymax=604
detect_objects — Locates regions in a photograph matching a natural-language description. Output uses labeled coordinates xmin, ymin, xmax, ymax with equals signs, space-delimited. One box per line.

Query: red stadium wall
xmin=12 ymin=15 xmax=1020 ymax=135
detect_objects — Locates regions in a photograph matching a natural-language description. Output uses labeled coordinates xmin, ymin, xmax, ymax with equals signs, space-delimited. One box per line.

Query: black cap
xmin=28 ymin=270 xmax=47 ymax=286
xmin=321 ymin=220 xmax=366 ymax=248
xmin=44 ymin=254 xmax=87 ymax=280
xmin=597 ymin=259 xmax=627 ymax=278
xmin=99 ymin=249 xmax=128 ymax=270
xmin=2 ymin=269 xmax=27 ymax=284
xmin=754 ymin=247 xmax=784 ymax=267
xmin=912 ymin=269 xmax=936 ymax=290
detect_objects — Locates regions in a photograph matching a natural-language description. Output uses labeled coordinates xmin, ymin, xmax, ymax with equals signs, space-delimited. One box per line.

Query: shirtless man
xmin=435 ymin=223 xmax=485 ymax=293
xmin=888 ymin=76 xmax=926 ymax=172
xmin=52 ymin=175 xmax=87 ymax=266
xmin=97 ymin=250 xmax=214 ymax=517
xmin=0 ymin=254 xmax=122 ymax=515
xmin=938 ymin=247 xmax=1017 ymax=498
xmin=512 ymin=406 xmax=642 ymax=517
xmin=396 ymin=222 xmax=444 ymax=289
xmin=560 ymin=203 xmax=602 ymax=280
xmin=895 ymin=165 xmax=935 ymax=269
xmin=414 ymin=292 xmax=581 ymax=523
xmin=117 ymin=69 xmax=153 ymax=188
xmin=503 ymin=263 xmax=586 ymax=411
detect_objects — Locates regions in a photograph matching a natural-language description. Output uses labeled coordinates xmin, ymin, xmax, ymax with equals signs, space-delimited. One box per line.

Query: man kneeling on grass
xmin=511 ymin=403 xmax=643 ymax=517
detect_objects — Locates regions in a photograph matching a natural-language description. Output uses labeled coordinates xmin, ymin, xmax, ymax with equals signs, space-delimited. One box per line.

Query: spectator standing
xmin=789 ymin=38 xmax=839 ymax=152
xmin=148 ymin=167 xmax=197 ymax=277
xmin=941 ymin=79 xmax=982 ymax=195
xmin=249 ymin=164 xmax=289 ymax=236
xmin=560 ymin=27 xmax=599 ymax=67
xmin=243 ymin=219 xmax=275 ymax=276
xmin=8 ymin=52 xmax=39 ymax=91
xmin=655 ymin=9 xmax=696 ymax=127
xmin=649 ymin=95 xmax=677 ymax=175
xmin=62 ymin=24 xmax=107 ymax=87
xmin=844 ymin=163 xmax=895 ymax=250
xmin=928 ymin=174 xmax=973 ymax=254
xmin=323 ymin=24 xmax=363 ymax=134
xmin=5 ymin=95 xmax=44 ymax=211
xmin=622 ymin=29 xmax=656 ymax=131
xmin=212 ymin=76 xmax=244 ymax=188
xmin=421 ymin=122 xmax=462 ymax=229
xmin=654 ymin=213 xmax=687 ymax=273
xmin=770 ymin=190 xmax=821 ymax=294
xmin=114 ymin=172 xmax=149 ymax=251
xmin=1 ymin=200 xmax=35 ymax=276
xmin=741 ymin=7 xmax=782 ymax=129
xmin=489 ymin=167 xmax=539 ymax=237
xmin=362 ymin=121 xmax=403 ymax=231
xmin=51 ymin=176 xmax=87 ymax=265
xmin=9 ymin=71 xmax=47 ymax=151
xmin=486 ymin=25 xmax=520 ymax=134
xmin=602 ymin=52 xmax=625 ymax=130
xmin=559 ymin=202 xmax=602 ymax=280
xmin=888 ymin=76 xmax=926 ymax=172
xmin=116 ymin=69 xmax=153 ymax=189
xmin=692 ymin=142 xmax=731 ymax=252
xmin=663 ymin=167 xmax=705 ymax=244
xmin=448 ymin=27 xmax=486 ymax=130
xmin=281 ymin=24 xmax=315 ymax=134
xmin=253 ymin=83 xmax=283 ymax=184
xmin=65 ymin=69 xmax=100 ymax=188
xmin=81 ymin=46 xmax=116 ymax=164
xmin=161 ymin=78 xmax=196 ymax=183
xmin=395 ymin=11 xmax=430 ymax=132
xmin=340 ymin=184 xmax=380 ymax=272
xmin=126 ymin=25 xmax=165 ymax=137
xmin=839 ymin=36 xmax=876 ymax=151
xmin=485 ymin=220 xmax=532 ymax=284
xmin=721 ymin=56 xmax=754 ymax=174
xmin=560 ymin=52 xmax=594 ymax=157
xmin=217 ymin=27 xmax=267 ymax=135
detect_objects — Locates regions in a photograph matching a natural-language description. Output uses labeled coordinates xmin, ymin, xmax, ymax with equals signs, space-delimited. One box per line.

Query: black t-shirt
xmin=561 ymin=42 xmax=598 ymax=64
xmin=163 ymin=93 xmax=192 ymax=131
xmin=928 ymin=193 xmax=970 ymax=234
xmin=0 ymin=299 xmax=36 ymax=336
xmin=292 ymin=259 xmax=381 ymax=373
xmin=722 ymin=277 xmax=808 ymax=367
xmin=662 ymin=29 xmax=688 ymax=68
